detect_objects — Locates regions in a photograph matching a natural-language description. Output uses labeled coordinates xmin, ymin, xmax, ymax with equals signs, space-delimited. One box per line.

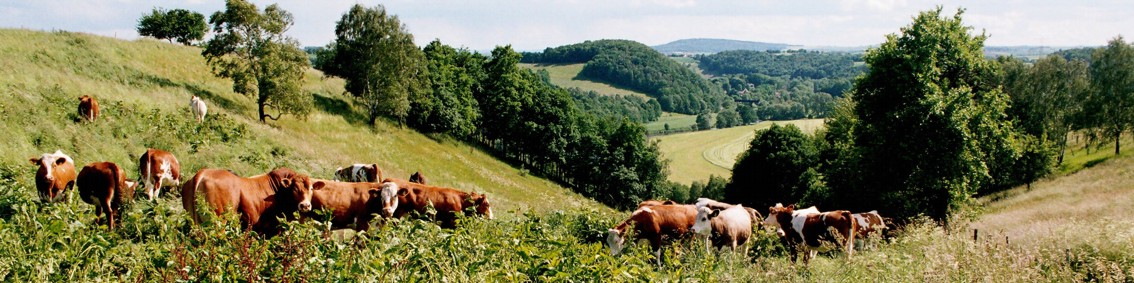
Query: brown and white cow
xmin=764 ymin=204 xmax=856 ymax=263
xmin=138 ymin=148 xmax=181 ymax=201
xmin=852 ymin=210 xmax=887 ymax=248
xmin=305 ymin=179 xmax=387 ymax=231
xmin=181 ymin=167 xmax=323 ymax=236
xmin=378 ymin=178 xmax=493 ymax=228
xmin=29 ymin=150 xmax=77 ymax=203
xmin=607 ymin=203 xmax=697 ymax=266
xmin=692 ymin=199 xmax=757 ymax=252
xmin=77 ymin=162 xmax=139 ymax=230
xmin=78 ymin=95 xmax=99 ymax=122
xmin=408 ymin=171 xmax=427 ymax=184
xmin=333 ymin=164 xmax=383 ymax=183
xmin=189 ymin=95 xmax=207 ymax=123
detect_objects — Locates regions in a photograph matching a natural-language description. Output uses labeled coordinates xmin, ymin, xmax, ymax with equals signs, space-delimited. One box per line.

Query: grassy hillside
xmin=644 ymin=112 xmax=697 ymax=134
xmin=518 ymin=63 xmax=650 ymax=99
xmin=651 ymin=119 xmax=824 ymax=184
xmin=0 ymin=29 xmax=602 ymax=216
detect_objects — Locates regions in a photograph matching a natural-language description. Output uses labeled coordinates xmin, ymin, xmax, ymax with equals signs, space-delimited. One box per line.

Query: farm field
xmin=518 ymin=63 xmax=651 ymax=99
xmin=652 ymin=119 xmax=824 ymax=185
xmin=644 ymin=112 xmax=697 ymax=134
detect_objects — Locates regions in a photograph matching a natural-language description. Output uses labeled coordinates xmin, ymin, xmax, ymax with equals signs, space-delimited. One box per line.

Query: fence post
xmin=972 ymin=229 xmax=978 ymax=242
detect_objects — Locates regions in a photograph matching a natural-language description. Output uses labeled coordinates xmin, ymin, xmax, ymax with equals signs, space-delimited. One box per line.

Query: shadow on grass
xmin=313 ymin=92 xmax=367 ymax=126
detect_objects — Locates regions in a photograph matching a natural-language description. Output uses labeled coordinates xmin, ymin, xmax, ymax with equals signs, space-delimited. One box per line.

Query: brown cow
xmin=181 ymin=168 xmax=323 ymax=236
xmin=637 ymin=199 xmax=678 ymax=208
xmin=409 ymin=171 xmax=427 ymax=184
xmin=138 ymin=148 xmax=181 ymax=201
xmin=764 ymin=204 xmax=856 ymax=263
xmin=305 ymin=179 xmax=387 ymax=231
xmin=77 ymin=162 xmax=138 ymax=230
xmin=78 ymin=95 xmax=99 ymax=122
xmin=378 ymin=178 xmax=493 ymax=228
xmin=607 ymin=204 xmax=697 ymax=266
xmin=29 ymin=150 xmax=77 ymax=203
xmin=333 ymin=164 xmax=382 ymax=183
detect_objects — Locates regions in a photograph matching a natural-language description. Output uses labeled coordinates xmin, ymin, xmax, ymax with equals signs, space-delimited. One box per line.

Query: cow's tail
xmin=843 ymin=210 xmax=855 ymax=257
xmin=182 ymin=171 xmax=204 ymax=225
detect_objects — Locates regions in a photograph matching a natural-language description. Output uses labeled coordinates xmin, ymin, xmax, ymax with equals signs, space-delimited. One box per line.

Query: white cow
xmin=189 ymin=95 xmax=207 ymax=123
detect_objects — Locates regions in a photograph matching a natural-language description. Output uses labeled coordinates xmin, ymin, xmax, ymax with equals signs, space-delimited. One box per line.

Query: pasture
xmin=0 ymin=29 xmax=1128 ymax=281
xmin=644 ymin=112 xmax=698 ymax=134
xmin=652 ymin=119 xmax=825 ymax=185
xmin=518 ymin=63 xmax=652 ymax=99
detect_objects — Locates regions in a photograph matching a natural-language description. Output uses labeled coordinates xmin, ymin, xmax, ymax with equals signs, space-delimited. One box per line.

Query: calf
xmin=764 ymin=204 xmax=856 ymax=263
xmin=306 ymin=179 xmax=387 ymax=231
xmin=29 ymin=150 xmax=77 ymax=203
xmin=189 ymin=95 xmax=207 ymax=123
xmin=78 ymin=95 xmax=99 ymax=122
xmin=378 ymin=178 xmax=493 ymax=228
xmin=409 ymin=171 xmax=427 ymax=184
xmin=692 ymin=200 xmax=756 ymax=252
xmin=138 ymin=148 xmax=181 ymax=200
xmin=607 ymin=203 xmax=697 ymax=266
xmin=853 ymin=210 xmax=888 ymax=249
xmin=333 ymin=164 xmax=382 ymax=183
xmin=182 ymin=167 xmax=323 ymax=236
xmin=77 ymin=162 xmax=139 ymax=230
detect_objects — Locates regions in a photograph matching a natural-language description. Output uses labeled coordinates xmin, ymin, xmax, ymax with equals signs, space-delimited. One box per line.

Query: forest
xmin=699 ymin=50 xmax=865 ymax=120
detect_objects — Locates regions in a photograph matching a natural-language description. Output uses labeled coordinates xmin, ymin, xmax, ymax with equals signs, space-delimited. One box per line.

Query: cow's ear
xmin=29 ymin=158 xmax=39 ymax=165
xmin=280 ymin=177 xmax=293 ymax=188
xmin=54 ymin=158 xmax=68 ymax=165
xmin=368 ymin=189 xmax=381 ymax=199
xmin=397 ymin=188 xmax=409 ymax=196
xmin=312 ymin=181 xmax=325 ymax=190
xmin=709 ymin=209 xmax=721 ymax=218
xmin=787 ymin=204 xmax=796 ymax=209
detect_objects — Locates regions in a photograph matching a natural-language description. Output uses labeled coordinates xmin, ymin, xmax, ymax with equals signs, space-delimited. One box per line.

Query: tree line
xmin=698 ymin=50 xmax=864 ymax=121
xmin=521 ymin=40 xmax=730 ymax=115
xmin=718 ymin=7 xmax=1134 ymax=224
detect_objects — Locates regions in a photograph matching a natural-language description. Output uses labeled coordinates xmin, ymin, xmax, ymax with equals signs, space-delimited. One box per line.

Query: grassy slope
xmin=0 ymin=29 xmax=603 ymax=216
xmin=644 ymin=112 xmax=697 ymax=134
xmin=652 ymin=119 xmax=825 ymax=184
xmin=518 ymin=63 xmax=651 ymax=99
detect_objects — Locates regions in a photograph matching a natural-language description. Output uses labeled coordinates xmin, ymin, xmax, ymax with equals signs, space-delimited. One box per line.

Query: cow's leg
xmin=102 ymin=198 xmax=115 ymax=230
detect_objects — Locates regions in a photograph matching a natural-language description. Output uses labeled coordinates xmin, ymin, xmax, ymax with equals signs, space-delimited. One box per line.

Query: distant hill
xmin=652 ymin=38 xmax=800 ymax=54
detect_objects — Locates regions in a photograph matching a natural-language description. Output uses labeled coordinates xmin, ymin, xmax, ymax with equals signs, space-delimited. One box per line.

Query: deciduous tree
xmin=138 ymin=8 xmax=207 ymax=45
xmin=1087 ymin=36 xmax=1134 ymax=155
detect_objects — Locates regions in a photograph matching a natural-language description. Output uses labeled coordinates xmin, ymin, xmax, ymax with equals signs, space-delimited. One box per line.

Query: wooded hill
xmin=651 ymin=38 xmax=798 ymax=54
xmin=520 ymin=40 xmax=729 ymax=115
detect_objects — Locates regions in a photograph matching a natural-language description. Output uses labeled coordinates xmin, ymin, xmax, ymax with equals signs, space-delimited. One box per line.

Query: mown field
xmin=644 ymin=112 xmax=698 ymax=134
xmin=518 ymin=63 xmax=651 ymax=99
xmin=0 ymin=29 xmax=1129 ymax=281
xmin=652 ymin=119 xmax=825 ymax=185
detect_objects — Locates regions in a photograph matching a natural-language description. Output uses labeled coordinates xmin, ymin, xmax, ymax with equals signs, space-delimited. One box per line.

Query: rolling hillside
xmin=518 ymin=63 xmax=650 ymax=99
xmin=652 ymin=38 xmax=798 ymax=54
xmin=651 ymin=119 xmax=824 ymax=184
xmin=0 ymin=28 xmax=603 ymax=216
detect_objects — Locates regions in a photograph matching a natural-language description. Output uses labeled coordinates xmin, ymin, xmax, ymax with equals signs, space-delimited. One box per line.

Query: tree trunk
xmin=258 ymin=98 xmax=267 ymax=123
xmin=1116 ymin=131 xmax=1122 ymax=156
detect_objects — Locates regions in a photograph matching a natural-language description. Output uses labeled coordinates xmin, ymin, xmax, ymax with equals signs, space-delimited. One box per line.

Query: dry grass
xmin=518 ymin=63 xmax=651 ymax=99
xmin=651 ymin=119 xmax=824 ymax=184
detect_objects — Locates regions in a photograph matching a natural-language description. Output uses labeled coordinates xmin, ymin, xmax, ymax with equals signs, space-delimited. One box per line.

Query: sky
xmin=1 ymin=0 xmax=1130 ymax=52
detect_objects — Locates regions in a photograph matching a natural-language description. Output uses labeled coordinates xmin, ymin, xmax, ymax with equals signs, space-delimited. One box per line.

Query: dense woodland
xmin=521 ymin=40 xmax=730 ymax=115
xmin=699 ymin=50 xmax=864 ymax=120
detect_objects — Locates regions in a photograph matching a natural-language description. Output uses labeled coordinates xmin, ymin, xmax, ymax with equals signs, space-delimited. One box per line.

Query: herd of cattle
xmin=26 ymin=94 xmax=887 ymax=265
xmin=608 ymin=199 xmax=888 ymax=264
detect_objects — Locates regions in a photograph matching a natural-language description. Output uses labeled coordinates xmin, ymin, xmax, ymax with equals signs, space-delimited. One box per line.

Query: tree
xmin=715 ymin=109 xmax=741 ymax=129
xmin=724 ymin=124 xmax=819 ymax=209
xmin=138 ymin=8 xmax=207 ymax=45
xmin=738 ymin=104 xmax=759 ymax=124
xmin=413 ymin=40 xmax=484 ymax=138
xmin=1087 ymin=36 xmax=1134 ymax=155
xmin=319 ymin=4 xmax=427 ymax=125
xmin=696 ymin=112 xmax=713 ymax=130
xmin=847 ymin=7 xmax=1017 ymax=221
xmin=201 ymin=0 xmax=312 ymax=123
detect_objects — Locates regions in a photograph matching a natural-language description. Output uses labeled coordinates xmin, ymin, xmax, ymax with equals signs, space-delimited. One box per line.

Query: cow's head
xmin=373 ymin=181 xmax=403 ymax=217
xmin=606 ymin=228 xmax=626 ymax=255
xmin=468 ymin=192 xmax=493 ymax=219
xmin=693 ymin=206 xmax=719 ymax=236
xmin=409 ymin=171 xmax=426 ymax=184
xmin=764 ymin=203 xmax=795 ymax=228
xmin=271 ymin=168 xmax=323 ymax=213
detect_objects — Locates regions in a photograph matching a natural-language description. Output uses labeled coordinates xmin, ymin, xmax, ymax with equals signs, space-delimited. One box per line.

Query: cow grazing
xmin=77 ymin=162 xmax=138 ymax=230
xmin=607 ymin=203 xmax=697 ymax=266
xmin=306 ymin=179 xmax=386 ymax=231
xmin=853 ymin=210 xmax=888 ymax=248
xmin=692 ymin=200 xmax=756 ymax=252
xmin=378 ymin=178 xmax=493 ymax=228
xmin=189 ymin=95 xmax=207 ymax=123
xmin=764 ymin=204 xmax=856 ymax=263
xmin=333 ymin=164 xmax=383 ymax=183
xmin=29 ymin=150 xmax=77 ymax=203
xmin=408 ymin=171 xmax=427 ymax=184
xmin=78 ymin=95 xmax=99 ymax=122
xmin=138 ymin=148 xmax=181 ymax=201
xmin=181 ymin=168 xmax=323 ymax=236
